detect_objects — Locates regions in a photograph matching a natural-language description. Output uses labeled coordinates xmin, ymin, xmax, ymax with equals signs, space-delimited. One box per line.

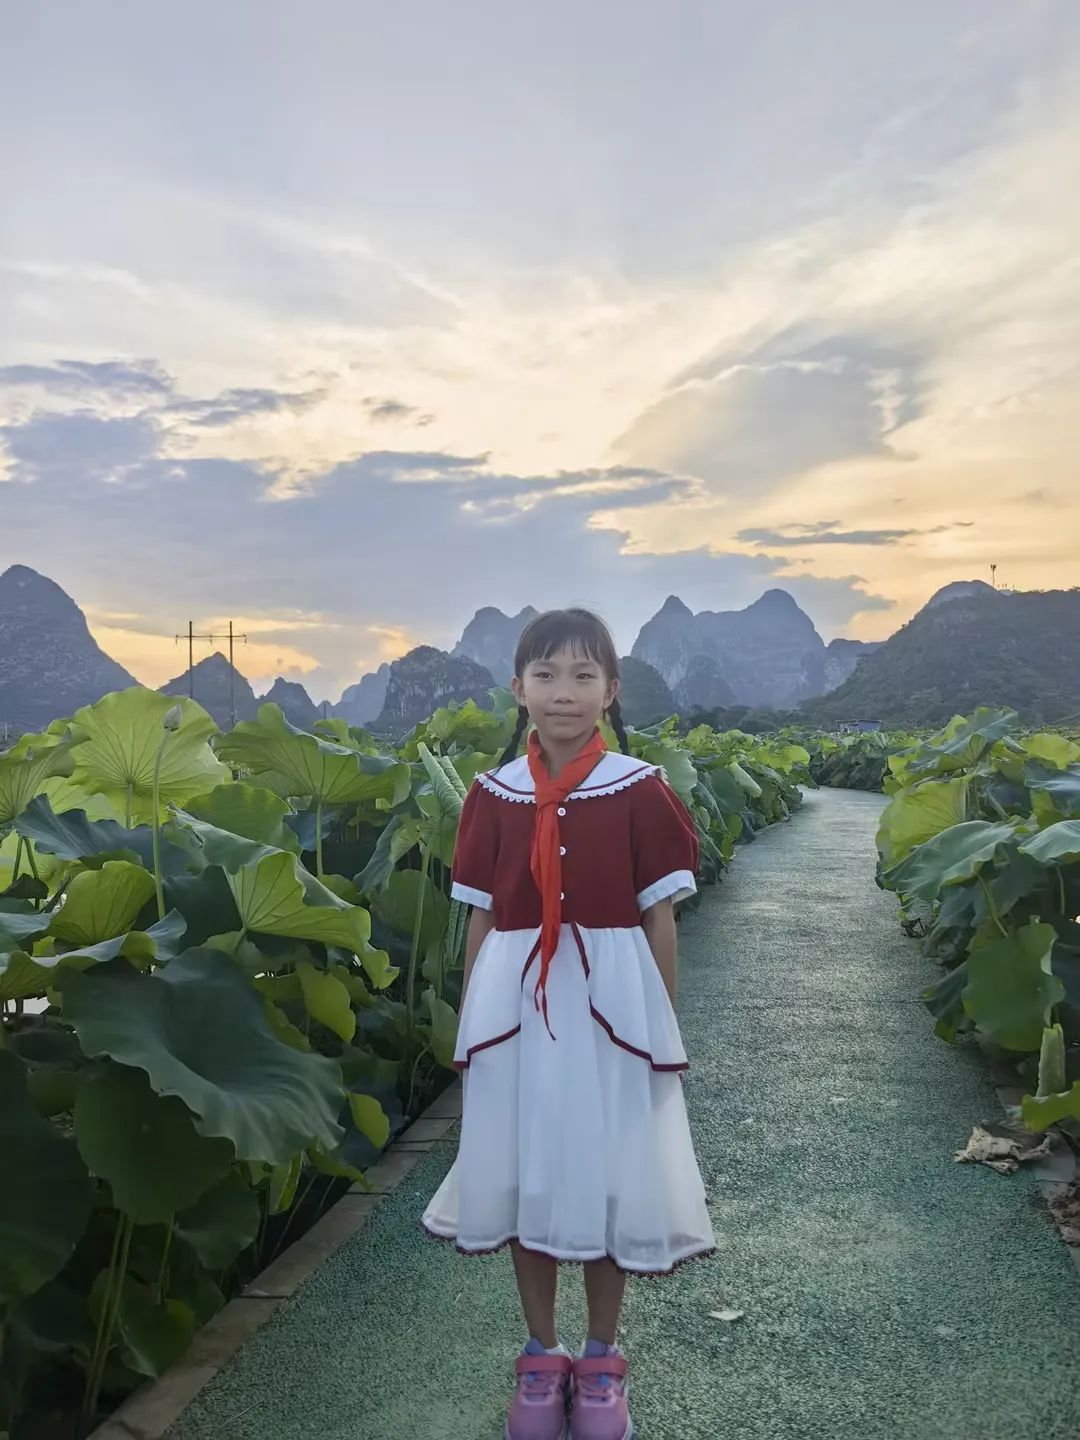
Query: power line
xmin=173 ymin=620 xmax=249 ymax=727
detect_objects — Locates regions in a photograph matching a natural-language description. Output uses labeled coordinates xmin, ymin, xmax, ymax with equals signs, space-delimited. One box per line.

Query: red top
xmin=451 ymin=756 xmax=699 ymax=931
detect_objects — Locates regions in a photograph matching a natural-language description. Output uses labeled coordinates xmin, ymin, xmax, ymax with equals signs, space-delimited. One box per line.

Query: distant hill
xmin=617 ymin=657 xmax=675 ymax=725
xmin=160 ymin=652 xmax=259 ymax=730
xmin=823 ymin=637 xmax=880 ymax=693
xmin=805 ymin=583 xmax=1080 ymax=726
xmin=0 ymin=564 xmax=137 ymax=737
xmin=337 ymin=663 xmax=391 ymax=726
xmin=259 ymin=677 xmax=320 ymax=729
xmin=453 ymin=605 xmax=539 ymax=684
xmin=633 ymin=589 xmax=836 ymax=708
xmin=374 ymin=646 xmax=496 ymax=735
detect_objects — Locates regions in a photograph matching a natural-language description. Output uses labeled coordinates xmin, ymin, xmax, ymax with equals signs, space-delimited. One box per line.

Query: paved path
xmin=169 ymin=788 xmax=1080 ymax=1440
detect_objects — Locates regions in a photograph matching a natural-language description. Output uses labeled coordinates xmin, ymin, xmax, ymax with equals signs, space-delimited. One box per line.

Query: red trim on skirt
xmin=455 ymin=922 xmax=688 ymax=1073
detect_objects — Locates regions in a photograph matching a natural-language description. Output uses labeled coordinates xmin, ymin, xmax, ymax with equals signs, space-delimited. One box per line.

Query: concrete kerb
xmin=87 ymin=1078 xmax=463 ymax=1440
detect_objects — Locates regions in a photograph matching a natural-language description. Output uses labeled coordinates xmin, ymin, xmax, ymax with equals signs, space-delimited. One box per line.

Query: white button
xmin=560 ymin=892 xmax=565 ymax=900
xmin=557 ymin=807 xmax=566 ymax=817
xmin=559 ymin=846 xmax=566 ymax=856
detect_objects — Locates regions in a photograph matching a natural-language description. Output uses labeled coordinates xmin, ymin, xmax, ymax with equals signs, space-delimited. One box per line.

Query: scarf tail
xmin=526 ymin=729 xmax=607 ymax=1044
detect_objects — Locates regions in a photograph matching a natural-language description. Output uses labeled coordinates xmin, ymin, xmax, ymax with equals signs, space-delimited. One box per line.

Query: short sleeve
xmin=631 ymin=773 xmax=699 ymax=912
xmin=450 ymin=781 xmax=498 ymax=910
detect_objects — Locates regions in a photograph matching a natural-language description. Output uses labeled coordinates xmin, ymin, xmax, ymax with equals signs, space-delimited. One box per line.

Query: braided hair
xmin=497 ymin=608 xmax=631 ymax=767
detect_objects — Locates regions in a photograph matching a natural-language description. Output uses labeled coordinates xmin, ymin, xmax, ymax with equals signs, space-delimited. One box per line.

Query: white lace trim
xmin=475 ymin=752 xmax=659 ymax=804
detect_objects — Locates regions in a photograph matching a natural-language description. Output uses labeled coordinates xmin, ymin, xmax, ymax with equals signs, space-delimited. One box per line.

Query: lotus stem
xmin=125 ymin=782 xmax=133 ymax=830
xmin=267 ymin=1168 xmax=318 ymax=1263
xmin=10 ymin=836 xmax=22 ymax=885
xmin=977 ymin=873 xmax=1008 ymax=937
xmin=315 ymin=800 xmax=324 ymax=879
xmin=1056 ymin=867 xmax=1066 ymax=915
xmin=405 ymin=846 xmax=432 ymax=1053
xmin=84 ymin=1212 xmax=133 ymax=1420
xmin=150 ymin=733 xmax=169 ymax=922
xmin=157 ymin=1217 xmax=174 ymax=1304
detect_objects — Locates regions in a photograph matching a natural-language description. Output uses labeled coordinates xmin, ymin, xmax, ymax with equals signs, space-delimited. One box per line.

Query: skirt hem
xmin=419 ymin=1216 xmax=716 ymax=1279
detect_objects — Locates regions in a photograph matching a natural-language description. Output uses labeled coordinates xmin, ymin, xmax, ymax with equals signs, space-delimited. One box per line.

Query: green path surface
xmin=169 ymin=788 xmax=1080 ymax=1440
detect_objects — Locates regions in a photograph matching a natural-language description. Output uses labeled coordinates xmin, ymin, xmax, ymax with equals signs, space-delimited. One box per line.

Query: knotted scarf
xmin=526 ymin=726 xmax=607 ymax=1039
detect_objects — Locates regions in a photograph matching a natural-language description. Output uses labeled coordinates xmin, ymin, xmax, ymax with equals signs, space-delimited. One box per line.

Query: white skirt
xmin=420 ymin=923 xmax=717 ymax=1276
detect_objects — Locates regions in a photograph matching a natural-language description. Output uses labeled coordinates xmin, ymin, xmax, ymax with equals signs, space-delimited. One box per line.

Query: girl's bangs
xmin=515 ymin=610 xmax=617 ymax=674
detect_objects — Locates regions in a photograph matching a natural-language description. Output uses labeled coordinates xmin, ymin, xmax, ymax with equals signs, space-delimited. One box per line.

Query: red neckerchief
xmin=526 ymin=727 xmax=607 ymax=1039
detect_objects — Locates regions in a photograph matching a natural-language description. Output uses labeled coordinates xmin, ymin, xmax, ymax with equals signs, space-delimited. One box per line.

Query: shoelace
xmin=577 ymin=1370 xmax=618 ymax=1400
xmin=521 ymin=1372 xmax=564 ymax=1398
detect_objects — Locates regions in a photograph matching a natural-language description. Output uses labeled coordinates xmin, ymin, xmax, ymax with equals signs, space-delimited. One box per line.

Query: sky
xmin=1 ymin=0 xmax=1078 ymax=703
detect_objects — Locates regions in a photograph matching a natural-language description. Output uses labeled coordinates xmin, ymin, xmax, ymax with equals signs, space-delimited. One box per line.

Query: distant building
xmin=837 ymin=720 xmax=883 ymax=733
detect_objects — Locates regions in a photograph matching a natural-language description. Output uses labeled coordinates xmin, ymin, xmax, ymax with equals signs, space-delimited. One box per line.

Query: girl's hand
xmin=641 ymin=898 xmax=678 ymax=1006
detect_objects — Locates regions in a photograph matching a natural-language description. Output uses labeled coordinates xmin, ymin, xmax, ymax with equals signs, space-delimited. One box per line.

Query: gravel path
xmin=169 ymin=787 xmax=1080 ymax=1440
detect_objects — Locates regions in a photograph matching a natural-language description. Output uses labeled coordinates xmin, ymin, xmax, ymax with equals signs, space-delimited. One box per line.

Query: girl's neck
xmin=535 ymin=728 xmax=601 ymax=780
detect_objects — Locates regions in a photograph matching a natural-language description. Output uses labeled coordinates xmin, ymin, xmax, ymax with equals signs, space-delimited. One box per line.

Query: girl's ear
xmin=605 ymin=675 xmax=621 ymax=710
xmin=511 ymin=674 xmax=525 ymax=706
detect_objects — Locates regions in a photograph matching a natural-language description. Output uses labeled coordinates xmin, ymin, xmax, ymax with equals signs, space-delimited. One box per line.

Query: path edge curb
xmin=87 ymin=1078 xmax=463 ymax=1440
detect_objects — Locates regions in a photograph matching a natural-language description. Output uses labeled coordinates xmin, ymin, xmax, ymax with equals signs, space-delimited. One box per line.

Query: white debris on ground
xmin=954 ymin=1120 xmax=1055 ymax=1173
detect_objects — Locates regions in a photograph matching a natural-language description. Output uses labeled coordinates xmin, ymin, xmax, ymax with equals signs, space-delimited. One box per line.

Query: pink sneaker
xmin=570 ymin=1351 xmax=632 ymax=1440
xmin=505 ymin=1351 xmax=573 ymax=1440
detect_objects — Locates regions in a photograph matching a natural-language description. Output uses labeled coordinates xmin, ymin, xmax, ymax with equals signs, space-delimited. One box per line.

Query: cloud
xmin=164 ymin=386 xmax=327 ymax=429
xmin=0 ymin=411 xmax=160 ymax=481
xmin=614 ymin=337 xmax=926 ymax=499
xmin=0 ymin=357 xmax=173 ymax=398
xmin=736 ymin=518 xmax=974 ymax=547
xmin=0 ymin=406 xmax=893 ymax=696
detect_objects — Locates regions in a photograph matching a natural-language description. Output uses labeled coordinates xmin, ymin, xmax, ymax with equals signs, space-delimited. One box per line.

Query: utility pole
xmin=225 ymin=621 xmax=249 ymax=730
xmin=990 ymin=563 xmax=997 ymax=589
xmin=174 ymin=621 xmax=217 ymax=700
xmin=173 ymin=620 xmax=248 ymax=725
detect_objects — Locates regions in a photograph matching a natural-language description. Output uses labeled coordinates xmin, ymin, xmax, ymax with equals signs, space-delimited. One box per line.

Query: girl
xmin=421 ymin=608 xmax=715 ymax=1440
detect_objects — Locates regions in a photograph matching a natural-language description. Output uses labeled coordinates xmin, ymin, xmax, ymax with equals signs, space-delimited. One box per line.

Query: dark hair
xmin=498 ymin=608 xmax=631 ymax=766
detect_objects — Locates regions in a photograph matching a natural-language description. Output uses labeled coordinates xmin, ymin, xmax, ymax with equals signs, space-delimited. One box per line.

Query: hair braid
xmin=607 ymin=696 xmax=632 ymax=755
xmin=497 ymin=705 xmax=530 ymax=768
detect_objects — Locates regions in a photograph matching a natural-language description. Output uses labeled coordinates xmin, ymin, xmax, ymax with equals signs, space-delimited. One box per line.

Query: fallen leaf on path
xmin=953 ymin=1121 xmax=1054 ymax=1173
xmin=709 ymin=1309 xmax=745 ymax=1322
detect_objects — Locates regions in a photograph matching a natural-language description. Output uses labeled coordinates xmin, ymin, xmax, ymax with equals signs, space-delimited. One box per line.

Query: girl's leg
xmin=510 ymin=1240 xmax=559 ymax=1347
xmin=583 ymin=1258 xmax=627 ymax=1346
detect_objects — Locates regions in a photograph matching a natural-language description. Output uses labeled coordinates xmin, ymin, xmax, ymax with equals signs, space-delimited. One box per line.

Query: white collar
xmin=476 ymin=750 xmax=657 ymax=804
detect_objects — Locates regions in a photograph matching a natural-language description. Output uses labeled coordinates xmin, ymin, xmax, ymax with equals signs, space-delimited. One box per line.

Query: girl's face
xmin=512 ymin=644 xmax=619 ymax=752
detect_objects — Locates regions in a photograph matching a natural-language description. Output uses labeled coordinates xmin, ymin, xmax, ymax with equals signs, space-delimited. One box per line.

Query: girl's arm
xmin=460 ymin=906 xmax=495 ymax=1008
xmin=642 ymin=898 xmax=678 ymax=1005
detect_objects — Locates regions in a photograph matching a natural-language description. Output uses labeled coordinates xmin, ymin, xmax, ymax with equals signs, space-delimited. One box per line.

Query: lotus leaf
xmin=183 ymin=783 xmax=302 ymax=853
xmin=14 ymin=794 xmax=149 ymax=865
xmin=1019 ymin=820 xmax=1080 ymax=868
xmin=49 ymin=860 xmax=156 ymax=946
xmin=1022 ymin=1080 xmax=1080 ymax=1131
xmin=214 ymin=703 xmax=410 ymax=807
xmin=173 ymin=1171 xmax=261 ymax=1269
xmin=0 ymin=1050 xmax=93 ymax=1304
xmin=875 ymin=777 xmax=970 ymax=867
xmin=68 ymin=689 xmax=230 ymax=822
xmin=74 ymin=1063 xmax=234 ymax=1222
xmin=0 ymin=728 xmax=75 ymax=826
xmin=297 ymin=959 xmax=356 ymax=1042
xmin=963 ymin=920 xmax=1063 ymax=1051
xmin=881 ymin=820 xmax=1018 ymax=901
xmin=61 ymin=949 xmax=344 ymax=1164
